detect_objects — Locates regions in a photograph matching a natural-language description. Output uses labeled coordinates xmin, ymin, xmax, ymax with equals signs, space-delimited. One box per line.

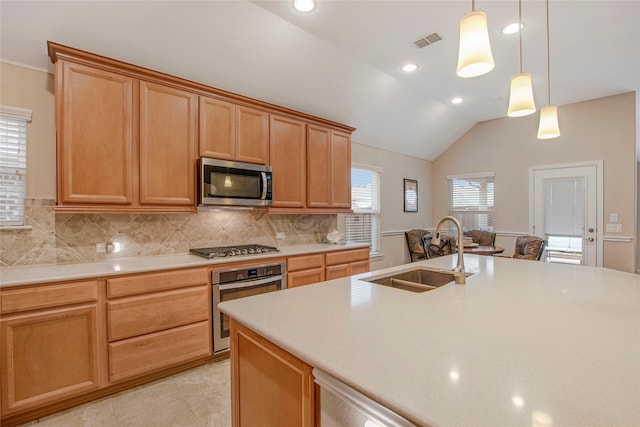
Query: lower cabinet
xmin=287 ymin=253 xmax=325 ymax=287
xmin=287 ymin=248 xmax=370 ymax=287
xmin=324 ymin=248 xmax=370 ymax=280
xmin=0 ymin=280 xmax=103 ymax=417
xmin=0 ymin=267 xmax=212 ymax=425
xmin=230 ymin=319 xmax=316 ymax=427
xmin=105 ymin=267 xmax=211 ymax=383
xmin=108 ymin=321 xmax=210 ymax=383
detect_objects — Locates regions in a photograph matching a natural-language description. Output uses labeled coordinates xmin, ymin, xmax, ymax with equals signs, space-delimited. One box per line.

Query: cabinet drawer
xmin=350 ymin=260 xmax=370 ymax=275
xmin=108 ymin=321 xmax=210 ymax=383
xmin=107 ymin=268 xmax=208 ymax=298
xmin=287 ymin=254 xmax=324 ymax=272
xmin=325 ymin=264 xmax=350 ymax=280
xmin=1 ymin=280 xmax=98 ymax=314
xmin=107 ymin=286 xmax=209 ymax=341
xmin=288 ymin=268 xmax=325 ymax=288
xmin=325 ymin=248 xmax=369 ymax=266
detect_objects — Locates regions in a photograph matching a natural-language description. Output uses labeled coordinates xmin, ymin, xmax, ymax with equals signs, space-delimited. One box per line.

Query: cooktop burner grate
xmin=189 ymin=244 xmax=279 ymax=259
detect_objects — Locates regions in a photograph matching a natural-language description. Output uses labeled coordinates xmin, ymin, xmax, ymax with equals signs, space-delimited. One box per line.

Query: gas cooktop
xmin=189 ymin=244 xmax=280 ymax=259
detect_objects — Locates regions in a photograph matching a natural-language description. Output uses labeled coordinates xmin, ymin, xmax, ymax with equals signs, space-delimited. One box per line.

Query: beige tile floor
xmin=20 ymin=359 xmax=231 ymax=427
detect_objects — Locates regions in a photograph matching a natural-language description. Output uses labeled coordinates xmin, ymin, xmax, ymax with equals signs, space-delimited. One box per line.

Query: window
xmin=448 ymin=172 xmax=494 ymax=231
xmin=0 ymin=106 xmax=32 ymax=227
xmin=346 ymin=164 xmax=381 ymax=255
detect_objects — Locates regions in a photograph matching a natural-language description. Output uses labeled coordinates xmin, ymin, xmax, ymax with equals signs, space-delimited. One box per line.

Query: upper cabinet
xmin=269 ymin=119 xmax=353 ymax=214
xmin=269 ymin=115 xmax=306 ymax=209
xmin=51 ymin=48 xmax=198 ymax=213
xmin=56 ymin=62 xmax=135 ymax=206
xmin=235 ymin=106 xmax=269 ymax=164
xmin=48 ymin=41 xmax=354 ymax=214
xmin=139 ymin=81 xmax=197 ymax=207
xmin=306 ymin=125 xmax=351 ymax=209
xmin=199 ymin=98 xmax=268 ymax=165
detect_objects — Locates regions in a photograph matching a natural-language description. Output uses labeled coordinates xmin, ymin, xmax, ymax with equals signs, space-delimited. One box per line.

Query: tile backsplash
xmin=0 ymin=199 xmax=337 ymax=268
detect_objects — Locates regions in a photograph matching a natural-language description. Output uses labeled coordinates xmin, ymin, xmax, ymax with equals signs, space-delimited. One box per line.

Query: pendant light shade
xmin=537 ymin=105 xmax=560 ymax=139
xmin=456 ymin=10 xmax=495 ymax=78
xmin=507 ymin=73 xmax=536 ymax=117
xmin=507 ymin=0 xmax=535 ymax=117
xmin=537 ymin=0 xmax=560 ymax=139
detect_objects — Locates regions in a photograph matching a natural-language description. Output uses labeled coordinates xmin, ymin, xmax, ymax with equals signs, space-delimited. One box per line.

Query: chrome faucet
xmin=432 ymin=216 xmax=466 ymax=284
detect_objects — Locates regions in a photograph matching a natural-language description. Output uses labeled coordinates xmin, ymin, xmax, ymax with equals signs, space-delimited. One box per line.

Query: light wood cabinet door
xmin=236 ymin=106 xmax=268 ymax=164
xmin=199 ymin=96 xmax=236 ymax=160
xmin=330 ymin=130 xmax=351 ymax=208
xmin=306 ymin=126 xmax=351 ymax=209
xmin=325 ymin=264 xmax=350 ymax=280
xmin=288 ymin=268 xmax=325 ymax=288
xmin=57 ymin=61 xmax=134 ymax=205
xmin=139 ymin=81 xmax=197 ymax=206
xmin=1 ymin=305 xmax=101 ymax=415
xmin=269 ymin=115 xmax=306 ymax=208
xmin=350 ymin=260 xmax=370 ymax=275
xmin=230 ymin=320 xmax=316 ymax=427
xmin=306 ymin=125 xmax=332 ymax=208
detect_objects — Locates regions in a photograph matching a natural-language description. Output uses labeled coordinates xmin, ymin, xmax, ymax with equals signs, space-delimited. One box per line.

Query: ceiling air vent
xmin=413 ymin=33 xmax=442 ymax=49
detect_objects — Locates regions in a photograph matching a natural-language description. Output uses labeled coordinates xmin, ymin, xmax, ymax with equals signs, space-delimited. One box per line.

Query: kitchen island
xmin=218 ymin=254 xmax=640 ymax=426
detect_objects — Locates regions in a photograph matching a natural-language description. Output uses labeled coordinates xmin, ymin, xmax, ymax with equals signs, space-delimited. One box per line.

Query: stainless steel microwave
xmin=197 ymin=158 xmax=272 ymax=207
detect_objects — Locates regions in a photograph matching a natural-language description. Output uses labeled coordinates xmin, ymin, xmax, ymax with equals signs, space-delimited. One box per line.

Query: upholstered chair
xmin=464 ymin=230 xmax=496 ymax=246
xmin=421 ymin=235 xmax=454 ymax=259
xmin=512 ymin=236 xmax=546 ymax=260
xmin=404 ymin=229 xmax=430 ymax=262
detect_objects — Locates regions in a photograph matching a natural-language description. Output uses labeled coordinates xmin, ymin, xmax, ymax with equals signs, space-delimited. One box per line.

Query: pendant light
xmin=537 ymin=0 xmax=560 ymax=139
xmin=456 ymin=0 xmax=495 ymax=78
xmin=507 ymin=0 xmax=536 ymax=117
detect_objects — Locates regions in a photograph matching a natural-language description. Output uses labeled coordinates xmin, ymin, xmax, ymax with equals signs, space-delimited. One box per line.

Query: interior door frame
xmin=529 ymin=160 xmax=604 ymax=267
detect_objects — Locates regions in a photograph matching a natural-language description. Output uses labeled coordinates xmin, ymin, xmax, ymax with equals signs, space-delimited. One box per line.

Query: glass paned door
xmin=532 ymin=164 xmax=599 ymax=266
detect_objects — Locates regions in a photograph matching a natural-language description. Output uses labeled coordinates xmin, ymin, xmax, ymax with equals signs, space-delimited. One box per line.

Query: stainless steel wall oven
xmin=212 ymin=261 xmax=286 ymax=353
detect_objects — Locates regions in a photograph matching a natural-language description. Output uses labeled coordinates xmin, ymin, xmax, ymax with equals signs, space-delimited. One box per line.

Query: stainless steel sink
xmin=366 ymin=268 xmax=472 ymax=293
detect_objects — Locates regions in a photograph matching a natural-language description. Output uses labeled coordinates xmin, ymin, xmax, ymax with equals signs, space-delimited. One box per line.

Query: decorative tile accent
xmin=1 ymin=199 xmax=337 ymax=268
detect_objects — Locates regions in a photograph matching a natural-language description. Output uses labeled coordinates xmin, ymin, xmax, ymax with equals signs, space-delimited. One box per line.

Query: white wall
xmin=432 ymin=92 xmax=637 ymax=273
xmin=349 ymin=142 xmax=432 ymax=270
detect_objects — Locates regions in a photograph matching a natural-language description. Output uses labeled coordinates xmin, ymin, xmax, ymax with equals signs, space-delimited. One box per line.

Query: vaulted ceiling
xmin=1 ymin=1 xmax=638 ymax=160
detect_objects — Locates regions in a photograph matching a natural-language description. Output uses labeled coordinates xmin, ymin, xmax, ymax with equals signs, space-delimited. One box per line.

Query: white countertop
xmin=218 ymin=255 xmax=640 ymax=426
xmin=0 ymin=243 xmax=368 ymax=287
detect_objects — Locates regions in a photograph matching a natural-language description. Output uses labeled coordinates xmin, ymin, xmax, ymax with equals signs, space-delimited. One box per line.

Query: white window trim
xmin=448 ymin=172 xmax=495 ymax=232
xmin=345 ymin=163 xmax=382 ymax=256
xmin=0 ymin=105 xmax=32 ymax=229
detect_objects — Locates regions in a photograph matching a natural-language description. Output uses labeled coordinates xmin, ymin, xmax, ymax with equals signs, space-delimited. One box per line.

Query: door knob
xmin=588 ymin=228 xmax=595 ymax=233
xmin=585 ymin=237 xmax=595 ymax=242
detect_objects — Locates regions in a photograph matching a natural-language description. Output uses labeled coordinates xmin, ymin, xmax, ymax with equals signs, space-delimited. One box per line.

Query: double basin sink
xmin=365 ymin=268 xmax=472 ymax=293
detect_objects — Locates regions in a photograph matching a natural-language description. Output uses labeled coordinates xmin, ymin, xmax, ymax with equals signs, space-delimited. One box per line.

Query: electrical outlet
xmin=96 ymin=242 xmax=107 ymax=253
xmin=276 ymin=232 xmax=285 ymax=240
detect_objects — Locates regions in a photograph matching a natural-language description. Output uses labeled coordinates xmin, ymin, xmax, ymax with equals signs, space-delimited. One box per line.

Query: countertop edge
xmin=0 ymin=243 xmax=370 ymax=287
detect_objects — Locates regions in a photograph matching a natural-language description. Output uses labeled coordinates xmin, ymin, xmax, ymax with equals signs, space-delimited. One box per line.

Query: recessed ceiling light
xmin=451 ymin=97 xmax=464 ymax=104
xmin=502 ymin=22 xmax=524 ymax=35
xmin=292 ymin=0 xmax=316 ymax=13
xmin=401 ymin=63 xmax=418 ymax=72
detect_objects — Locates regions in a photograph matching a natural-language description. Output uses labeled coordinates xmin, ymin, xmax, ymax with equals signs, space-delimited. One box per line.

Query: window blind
xmin=448 ymin=174 xmax=494 ymax=231
xmin=0 ymin=106 xmax=32 ymax=226
xmin=346 ymin=166 xmax=380 ymax=253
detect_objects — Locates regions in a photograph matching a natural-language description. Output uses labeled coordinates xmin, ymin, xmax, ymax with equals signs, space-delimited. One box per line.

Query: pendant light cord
xmin=471 ymin=0 xmax=475 ymax=12
xmin=545 ymin=0 xmax=551 ymax=105
xmin=518 ymin=0 xmax=523 ymax=72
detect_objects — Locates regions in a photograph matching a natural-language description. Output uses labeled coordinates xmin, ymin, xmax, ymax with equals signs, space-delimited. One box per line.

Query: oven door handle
xmin=217 ymin=275 xmax=284 ymax=290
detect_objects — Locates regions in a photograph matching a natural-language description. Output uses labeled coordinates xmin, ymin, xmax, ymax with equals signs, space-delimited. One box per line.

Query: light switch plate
xmin=605 ymin=223 xmax=622 ymax=233
xmin=609 ymin=213 xmax=618 ymax=223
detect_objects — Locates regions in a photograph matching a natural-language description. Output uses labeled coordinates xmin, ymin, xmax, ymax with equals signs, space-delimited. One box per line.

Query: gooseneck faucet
xmin=432 ymin=216 xmax=466 ymax=284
